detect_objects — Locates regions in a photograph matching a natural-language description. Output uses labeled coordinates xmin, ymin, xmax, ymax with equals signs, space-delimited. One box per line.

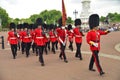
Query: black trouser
xmin=47 ymin=41 xmax=50 ymax=51
xmin=89 ymin=50 xmax=103 ymax=73
xmin=32 ymin=43 xmax=38 ymax=56
xmin=75 ymin=43 xmax=82 ymax=59
xmin=32 ymin=43 xmax=36 ymax=53
xmin=52 ymin=42 xmax=56 ymax=54
xmin=59 ymin=43 xmax=67 ymax=60
xmin=17 ymin=40 xmax=20 ymax=50
xmin=21 ymin=42 xmax=25 ymax=54
xmin=69 ymin=41 xmax=73 ymax=51
xmin=10 ymin=44 xmax=17 ymax=59
xmin=37 ymin=46 xmax=45 ymax=64
xmin=24 ymin=42 xmax=31 ymax=57
xmin=44 ymin=42 xmax=49 ymax=54
xmin=55 ymin=40 xmax=58 ymax=50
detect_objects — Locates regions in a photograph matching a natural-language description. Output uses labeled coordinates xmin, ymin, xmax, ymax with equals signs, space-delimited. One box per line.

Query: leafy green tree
xmin=100 ymin=16 xmax=106 ymax=22
xmin=40 ymin=10 xmax=61 ymax=24
xmin=29 ymin=14 xmax=39 ymax=23
xmin=66 ymin=17 xmax=73 ymax=24
xmin=0 ymin=7 xmax=9 ymax=28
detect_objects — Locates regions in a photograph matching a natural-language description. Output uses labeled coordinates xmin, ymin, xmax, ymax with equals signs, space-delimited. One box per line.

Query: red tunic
xmin=86 ymin=30 xmax=108 ymax=51
xmin=58 ymin=28 xmax=67 ymax=44
xmin=56 ymin=27 xmax=61 ymax=37
xmin=21 ymin=30 xmax=32 ymax=43
xmin=34 ymin=28 xmax=45 ymax=46
xmin=49 ymin=30 xmax=57 ymax=42
xmin=67 ymin=30 xmax=74 ymax=42
xmin=8 ymin=31 xmax=18 ymax=44
xmin=73 ymin=27 xmax=83 ymax=43
xmin=19 ymin=30 xmax=24 ymax=42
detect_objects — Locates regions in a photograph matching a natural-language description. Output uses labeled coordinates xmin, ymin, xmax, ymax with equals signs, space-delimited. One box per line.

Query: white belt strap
xmin=36 ymin=37 xmax=44 ymax=39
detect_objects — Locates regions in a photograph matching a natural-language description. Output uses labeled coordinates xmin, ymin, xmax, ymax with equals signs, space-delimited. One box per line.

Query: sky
xmin=0 ymin=0 xmax=120 ymax=20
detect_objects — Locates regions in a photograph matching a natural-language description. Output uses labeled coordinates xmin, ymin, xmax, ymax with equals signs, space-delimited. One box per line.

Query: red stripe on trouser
xmin=92 ymin=53 xmax=101 ymax=72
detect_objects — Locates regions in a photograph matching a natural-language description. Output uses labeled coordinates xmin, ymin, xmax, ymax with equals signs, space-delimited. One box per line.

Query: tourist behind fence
xmin=7 ymin=22 xmax=19 ymax=59
xmin=86 ymin=14 xmax=110 ymax=76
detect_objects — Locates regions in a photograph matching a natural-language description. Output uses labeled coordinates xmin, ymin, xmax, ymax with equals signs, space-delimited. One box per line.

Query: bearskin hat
xmin=10 ymin=22 xmax=16 ymax=29
xmin=67 ymin=24 xmax=72 ymax=30
xmin=23 ymin=23 xmax=29 ymax=29
xmin=36 ymin=18 xmax=43 ymax=26
xmin=75 ymin=19 xmax=81 ymax=26
xmin=58 ymin=17 xmax=62 ymax=27
xmin=89 ymin=14 xmax=99 ymax=29
xmin=29 ymin=24 xmax=34 ymax=29
xmin=49 ymin=24 xmax=55 ymax=30
xmin=19 ymin=24 xmax=23 ymax=29
xmin=17 ymin=24 xmax=20 ymax=29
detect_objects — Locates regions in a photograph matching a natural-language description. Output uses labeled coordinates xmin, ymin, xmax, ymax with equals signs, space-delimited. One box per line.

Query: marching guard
xmin=57 ymin=18 xmax=68 ymax=63
xmin=34 ymin=18 xmax=46 ymax=66
xmin=86 ymin=14 xmax=110 ymax=76
xmin=67 ymin=24 xmax=74 ymax=51
xmin=73 ymin=19 xmax=84 ymax=60
xmin=21 ymin=23 xmax=32 ymax=57
xmin=7 ymin=22 xmax=19 ymax=59
xmin=49 ymin=24 xmax=57 ymax=54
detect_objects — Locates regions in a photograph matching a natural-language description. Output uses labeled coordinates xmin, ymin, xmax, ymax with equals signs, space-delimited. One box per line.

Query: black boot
xmin=89 ymin=68 xmax=96 ymax=72
xmin=41 ymin=63 xmax=45 ymax=66
xmin=64 ymin=59 xmax=68 ymax=63
xmin=100 ymin=71 xmax=105 ymax=76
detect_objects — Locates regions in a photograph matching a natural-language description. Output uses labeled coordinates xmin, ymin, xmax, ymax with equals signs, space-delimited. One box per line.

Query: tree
xmin=0 ymin=7 xmax=9 ymax=28
xmin=39 ymin=10 xmax=61 ymax=24
xmin=29 ymin=14 xmax=39 ymax=23
xmin=66 ymin=17 xmax=73 ymax=24
xmin=100 ymin=16 xmax=106 ymax=22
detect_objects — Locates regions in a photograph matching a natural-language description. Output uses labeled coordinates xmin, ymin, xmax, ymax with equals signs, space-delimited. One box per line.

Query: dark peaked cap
xmin=89 ymin=14 xmax=99 ymax=29
xmin=75 ymin=19 xmax=81 ymax=26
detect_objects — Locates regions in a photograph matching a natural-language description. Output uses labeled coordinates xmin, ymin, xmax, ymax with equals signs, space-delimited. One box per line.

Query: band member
xmin=49 ymin=24 xmax=57 ymax=54
xmin=57 ymin=18 xmax=68 ymax=63
xmin=86 ymin=14 xmax=110 ymax=76
xmin=7 ymin=22 xmax=18 ymax=59
xmin=34 ymin=18 xmax=45 ymax=66
xmin=21 ymin=23 xmax=32 ymax=57
xmin=67 ymin=24 xmax=74 ymax=51
xmin=73 ymin=19 xmax=84 ymax=60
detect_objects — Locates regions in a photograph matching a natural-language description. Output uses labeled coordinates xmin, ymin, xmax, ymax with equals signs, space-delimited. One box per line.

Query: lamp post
xmin=73 ymin=9 xmax=78 ymax=19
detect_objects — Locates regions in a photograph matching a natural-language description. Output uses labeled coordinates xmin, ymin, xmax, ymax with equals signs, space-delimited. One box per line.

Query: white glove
xmin=31 ymin=40 xmax=34 ymax=45
xmin=70 ymin=30 xmax=73 ymax=33
xmin=63 ymin=42 xmax=66 ymax=46
xmin=93 ymin=43 xmax=98 ymax=47
xmin=108 ymin=28 xmax=114 ymax=32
